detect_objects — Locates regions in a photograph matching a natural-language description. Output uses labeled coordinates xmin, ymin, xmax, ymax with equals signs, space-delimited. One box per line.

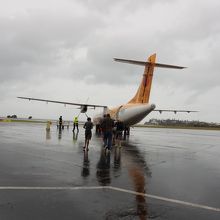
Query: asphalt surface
xmin=0 ymin=122 xmax=220 ymax=219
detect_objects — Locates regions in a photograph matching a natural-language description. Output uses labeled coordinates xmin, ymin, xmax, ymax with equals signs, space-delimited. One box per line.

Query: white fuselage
xmin=93 ymin=103 xmax=156 ymax=126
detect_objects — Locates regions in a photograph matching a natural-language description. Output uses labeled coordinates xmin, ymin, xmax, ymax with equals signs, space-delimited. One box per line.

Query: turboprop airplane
xmin=18 ymin=53 xmax=197 ymax=128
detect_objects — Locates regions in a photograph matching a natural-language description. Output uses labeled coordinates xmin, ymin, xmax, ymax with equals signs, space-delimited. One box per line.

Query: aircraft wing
xmin=153 ymin=109 xmax=198 ymax=114
xmin=17 ymin=96 xmax=107 ymax=111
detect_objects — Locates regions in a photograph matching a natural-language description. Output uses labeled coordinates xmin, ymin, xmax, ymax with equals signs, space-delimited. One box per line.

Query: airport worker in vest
xmin=73 ymin=116 xmax=79 ymax=132
xmin=83 ymin=117 xmax=93 ymax=151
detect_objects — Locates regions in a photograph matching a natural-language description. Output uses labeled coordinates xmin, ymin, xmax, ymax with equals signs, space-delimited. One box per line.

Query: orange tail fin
xmin=114 ymin=54 xmax=186 ymax=104
xmin=128 ymin=53 xmax=156 ymax=104
xmin=114 ymin=53 xmax=185 ymax=104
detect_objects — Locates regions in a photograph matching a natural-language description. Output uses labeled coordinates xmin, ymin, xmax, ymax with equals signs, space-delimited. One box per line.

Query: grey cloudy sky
xmin=1 ymin=0 xmax=220 ymax=123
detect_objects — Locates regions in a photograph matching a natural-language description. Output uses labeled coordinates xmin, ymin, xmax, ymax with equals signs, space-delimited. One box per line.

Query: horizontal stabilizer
xmin=114 ymin=58 xmax=186 ymax=69
xmin=154 ymin=109 xmax=198 ymax=114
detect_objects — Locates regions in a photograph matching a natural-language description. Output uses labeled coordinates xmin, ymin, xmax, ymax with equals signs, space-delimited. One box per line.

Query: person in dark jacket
xmin=115 ymin=120 xmax=124 ymax=147
xmin=100 ymin=114 xmax=114 ymax=151
xmin=58 ymin=116 xmax=63 ymax=130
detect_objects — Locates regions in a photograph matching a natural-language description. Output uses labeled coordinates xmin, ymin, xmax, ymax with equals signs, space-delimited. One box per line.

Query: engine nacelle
xmin=81 ymin=105 xmax=88 ymax=113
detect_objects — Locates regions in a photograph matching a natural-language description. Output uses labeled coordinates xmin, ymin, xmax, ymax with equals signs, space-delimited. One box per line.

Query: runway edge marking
xmin=0 ymin=186 xmax=219 ymax=212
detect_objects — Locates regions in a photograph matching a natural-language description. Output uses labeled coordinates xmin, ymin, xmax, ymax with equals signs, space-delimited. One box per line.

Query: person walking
xmin=100 ymin=113 xmax=114 ymax=152
xmin=100 ymin=114 xmax=107 ymax=144
xmin=58 ymin=116 xmax=63 ymax=130
xmin=115 ymin=120 xmax=124 ymax=148
xmin=73 ymin=116 xmax=79 ymax=132
xmin=83 ymin=117 xmax=93 ymax=151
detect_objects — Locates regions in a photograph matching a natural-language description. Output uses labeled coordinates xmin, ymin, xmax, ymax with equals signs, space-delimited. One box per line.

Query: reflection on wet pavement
xmin=81 ymin=151 xmax=90 ymax=178
xmin=96 ymin=149 xmax=111 ymax=186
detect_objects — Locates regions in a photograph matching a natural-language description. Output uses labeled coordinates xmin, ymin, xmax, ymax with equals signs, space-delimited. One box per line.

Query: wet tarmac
xmin=0 ymin=122 xmax=220 ymax=219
